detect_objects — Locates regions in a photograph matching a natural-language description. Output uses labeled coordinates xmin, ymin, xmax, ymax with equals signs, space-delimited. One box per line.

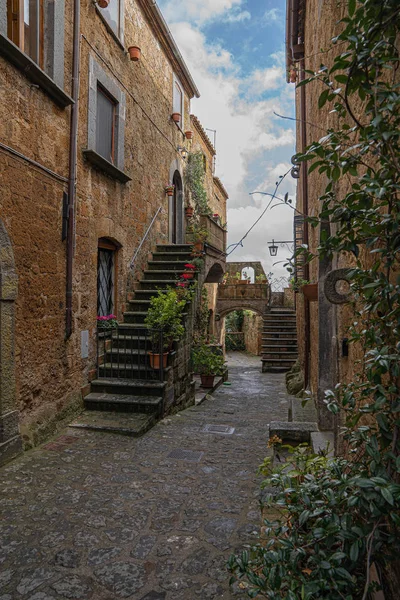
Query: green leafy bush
xmin=144 ymin=288 xmax=186 ymax=351
xmin=229 ymin=444 xmax=400 ymax=599
xmin=192 ymin=344 xmax=226 ymax=376
xmin=185 ymin=151 xmax=210 ymax=214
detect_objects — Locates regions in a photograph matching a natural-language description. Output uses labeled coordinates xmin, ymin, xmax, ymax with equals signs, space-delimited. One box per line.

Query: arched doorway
xmin=0 ymin=220 xmax=22 ymax=464
xmin=170 ymin=170 xmax=184 ymax=244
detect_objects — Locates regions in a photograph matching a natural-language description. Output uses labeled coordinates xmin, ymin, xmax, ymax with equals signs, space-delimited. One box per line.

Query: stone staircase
xmin=71 ymin=244 xmax=196 ymax=437
xmin=261 ymin=307 xmax=298 ymax=373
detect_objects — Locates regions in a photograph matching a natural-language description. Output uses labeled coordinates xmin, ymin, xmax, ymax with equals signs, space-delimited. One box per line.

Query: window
xmin=97 ymin=240 xmax=117 ymax=317
xmin=84 ymin=57 xmax=130 ymax=182
xmin=7 ymin=0 xmax=44 ymax=67
xmin=97 ymin=0 xmax=124 ymax=42
xmin=173 ymin=77 xmax=183 ymax=128
xmin=96 ymin=85 xmax=116 ymax=164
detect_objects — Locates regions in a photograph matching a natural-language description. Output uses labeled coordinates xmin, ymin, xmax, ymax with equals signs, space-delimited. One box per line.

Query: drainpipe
xmin=66 ymin=0 xmax=81 ymax=338
xmin=299 ymin=58 xmax=310 ymax=387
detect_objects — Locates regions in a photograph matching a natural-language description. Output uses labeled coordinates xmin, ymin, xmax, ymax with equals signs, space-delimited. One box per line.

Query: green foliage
xmin=191 ymin=344 xmax=226 ymax=376
xmin=193 ymin=286 xmax=209 ymax=344
xmin=144 ymin=288 xmax=186 ymax=350
xmin=185 ymin=152 xmax=210 ymax=214
xmin=229 ymin=444 xmax=400 ymax=599
xmin=231 ymin=0 xmax=400 ymax=595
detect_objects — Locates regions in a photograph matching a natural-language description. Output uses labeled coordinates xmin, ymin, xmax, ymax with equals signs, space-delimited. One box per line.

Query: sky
xmin=157 ymin=0 xmax=297 ymax=280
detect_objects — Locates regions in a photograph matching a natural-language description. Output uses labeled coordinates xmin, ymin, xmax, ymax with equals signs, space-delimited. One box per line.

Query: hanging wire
xmin=226 ymin=168 xmax=292 ymax=256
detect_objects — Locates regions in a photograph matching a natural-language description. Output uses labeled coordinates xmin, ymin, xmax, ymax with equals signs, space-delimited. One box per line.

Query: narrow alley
xmin=0 ymin=353 xmax=290 ymax=600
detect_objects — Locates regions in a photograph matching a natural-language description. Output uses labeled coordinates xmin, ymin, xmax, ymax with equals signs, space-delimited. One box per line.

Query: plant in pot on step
xmin=97 ymin=314 xmax=118 ymax=329
xmin=186 ymin=223 xmax=209 ymax=251
xmin=144 ymin=288 xmax=186 ymax=369
xmin=191 ymin=344 xmax=226 ymax=388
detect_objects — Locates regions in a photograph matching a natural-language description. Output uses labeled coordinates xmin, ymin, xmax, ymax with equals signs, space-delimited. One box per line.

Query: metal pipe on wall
xmin=66 ymin=0 xmax=81 ymax=338
xmin=299 ymin=58 xmax=311 ymax=387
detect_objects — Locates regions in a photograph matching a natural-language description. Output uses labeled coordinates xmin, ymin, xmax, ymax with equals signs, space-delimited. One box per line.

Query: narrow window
xmin=173 ymin=78 xmax=183 ymax=126
xmin=7 ymin=0 xmax=44 ymax=67
xmin=98 ymin=0 xmax=121 ymax=38
xmin=97 ymin=241 xmax=117 ymax=317
xmin=96 ymin=85 xmax=117 ymax=164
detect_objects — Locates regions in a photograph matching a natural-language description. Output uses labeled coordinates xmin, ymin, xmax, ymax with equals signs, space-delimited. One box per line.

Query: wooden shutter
xmin=96 ymin=86 xmax=116 ymax=163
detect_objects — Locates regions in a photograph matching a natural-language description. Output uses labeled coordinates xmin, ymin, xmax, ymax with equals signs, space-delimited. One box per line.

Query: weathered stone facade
xmin=0 ymin=0 xmax=210 ymax=459
xmin=243 ymin=312 xmax=263 ymax=355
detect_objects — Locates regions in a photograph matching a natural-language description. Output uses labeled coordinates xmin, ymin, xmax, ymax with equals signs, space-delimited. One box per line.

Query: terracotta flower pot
xmin=165 ymin=186 xmax=174 ymax=197
xmin=237 ymin=280 xmax=249 ymax=285
xmin=200 ymin=374 xmax=215 ymax=388
xmin=97 ymin=0 xmax=110 ymax=7
xmin=185 ymin=206 xmax=194 ymax=218
xmin=301 ymin=283 xmax=318 ymax=301
xmin=171 ymin=112 xmax=181 ymax=124
xmin=128 ymin=46 xmax=141 ymax=62
xmin=193 ymin=241 xmax=204 ymax=252
xmin=185 ymin=131 xmax=193 ymax=140
xmin=148 ymin=352 xmax=169 ymax=369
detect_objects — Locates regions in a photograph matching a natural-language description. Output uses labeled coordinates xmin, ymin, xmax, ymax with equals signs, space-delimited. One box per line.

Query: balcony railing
xmin=218 ymin=283 xmax=270 ymax=300
xmin=200 ymin=214 xmax=227 ymax=254
xmin=96 ymin=326 xmax=165 ymax=382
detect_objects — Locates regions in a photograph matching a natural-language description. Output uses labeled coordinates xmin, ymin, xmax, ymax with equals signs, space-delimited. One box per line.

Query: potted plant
xmin=128 ymin=46 xmax=141 ymax=61
xmin=301 ymin=282 xmax=318 ymax=301
xmin=165 ymin=184 xmax=175 ymax=197
xmin=97 ymin=314 xmax=118 ymax=329
xmin=182 ymin=263 xmax=196 ymax=280
xmin=97 ymin=0 xmax=110 ymax=7
xmin=185 ymin=131 xmax=193 ymax=140
xmin=144 ymin=289 xmax=186 ymax=368
xmin=192 ymin=345 xmax=226 ymax=388
xmin=185 ymin=205 xmax=194 ymax=218
xmin=186 ymin=223 xmax=209 ymax=251
xmin=256 ymin=273 xmax=268 ymax=283
xmin=221 ymin=272 xmax=229 ymax=285
xmin=171 ymin=113 xmax=181 ymax=124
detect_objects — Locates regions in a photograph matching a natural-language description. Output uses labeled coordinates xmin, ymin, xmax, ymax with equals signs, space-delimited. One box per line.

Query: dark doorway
xmin=171 ymin=170 xmax=183 ymax=244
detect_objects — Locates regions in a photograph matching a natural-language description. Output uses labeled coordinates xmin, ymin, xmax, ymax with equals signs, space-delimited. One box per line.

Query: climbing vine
xmin=229 ymin=0 xmax=400 ymax=597
xmin=185 ymin=152 xmax=210 ymax=214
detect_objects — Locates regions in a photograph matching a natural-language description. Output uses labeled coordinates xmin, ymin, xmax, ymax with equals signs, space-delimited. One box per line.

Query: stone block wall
xmin=0 ymin=0 xmax=200 ymax=451
xmin=243 ymin=312 xmax=262 ymax=355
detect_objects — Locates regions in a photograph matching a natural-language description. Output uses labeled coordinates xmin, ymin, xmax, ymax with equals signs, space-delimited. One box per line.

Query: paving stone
xmin=0 ymin=353 xmax=290 ymax=600
xmin=87 ymin=547 xmax=122 ymax=565
xmin=54 ymin=549 xmax=81 ymax=569
xmin=51 ymin=576 xmax=92 ymax=599
xmin=94 ymin=562 xmax=146 ymax=598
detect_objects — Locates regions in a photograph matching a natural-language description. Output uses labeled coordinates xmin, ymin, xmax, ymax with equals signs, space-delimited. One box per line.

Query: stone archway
xmin=0 ymin=220 xmax=22 ymax=465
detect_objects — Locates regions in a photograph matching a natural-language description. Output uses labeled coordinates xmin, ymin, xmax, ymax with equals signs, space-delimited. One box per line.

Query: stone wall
xmin=0 ymin=0 xmax=200 ymax=451
xmin=243 ymin=312 xmax=262 ymax=355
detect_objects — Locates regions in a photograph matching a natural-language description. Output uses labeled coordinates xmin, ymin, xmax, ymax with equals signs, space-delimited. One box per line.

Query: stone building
xmin=286 ymin=0 xmax=370 ymax=438
xmin=0 ymin=0 xmax=229 ymax=464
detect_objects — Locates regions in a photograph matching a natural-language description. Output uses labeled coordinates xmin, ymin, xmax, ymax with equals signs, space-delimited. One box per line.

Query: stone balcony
xmin=218 ymin=283 xmax=269 ymax=300
xmin=200 ymin=214 xmax=226 ymax=254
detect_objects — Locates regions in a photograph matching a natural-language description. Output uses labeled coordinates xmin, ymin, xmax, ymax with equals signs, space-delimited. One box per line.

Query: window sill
xmin=83 ymin=149 xmax=131 ymax=183
xmin=0 ymin=34 xmax=73 ymax=108
xmin=95 ymin=6 xmax=125 ymax=52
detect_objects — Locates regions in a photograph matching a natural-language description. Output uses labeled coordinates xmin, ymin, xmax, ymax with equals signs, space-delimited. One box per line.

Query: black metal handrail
xmin=96 ymin=325 xmax=165 ymax=382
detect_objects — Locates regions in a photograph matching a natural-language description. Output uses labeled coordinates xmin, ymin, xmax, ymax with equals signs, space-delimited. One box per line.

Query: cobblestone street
xmin=0 ymin=353 xmax=290 ymax=600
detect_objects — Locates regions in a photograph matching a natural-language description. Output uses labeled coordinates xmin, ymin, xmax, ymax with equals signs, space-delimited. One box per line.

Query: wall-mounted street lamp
xmin=177 ymin=146 xmax=188 ymax=160
xmin=268 ymin=239 xmax=294 ymax=256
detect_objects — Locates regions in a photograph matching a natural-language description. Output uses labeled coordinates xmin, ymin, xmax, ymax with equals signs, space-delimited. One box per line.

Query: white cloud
xmin=223 ymin=9 xmax=251 ymax=23
xmin=160 ymin=0 xmax=246 ymax=25
xmin=263 ymin=8 xmax=281 ymax=23
xmin=157 ymin=2 xmax=295 ymax=276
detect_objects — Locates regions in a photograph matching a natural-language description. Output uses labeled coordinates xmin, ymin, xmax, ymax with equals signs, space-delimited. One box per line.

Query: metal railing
xmin=129 ymin=206 xmax=163 ymax=271
xmin=97 ymin=326 xmax=165 ymax=382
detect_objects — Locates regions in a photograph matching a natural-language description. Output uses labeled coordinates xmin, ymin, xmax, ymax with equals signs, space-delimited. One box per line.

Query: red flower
xmin=176 ymin=282 xmax=187 ymax=288
xmin=181 ymin=273 xmax=193 ymax=280
xmin=184 ymin=263 xmax=195 ymax=270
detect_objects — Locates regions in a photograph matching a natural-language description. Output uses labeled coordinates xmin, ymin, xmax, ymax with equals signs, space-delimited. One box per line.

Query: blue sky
xmin=158 ymin=0 xmax=296 ymax=277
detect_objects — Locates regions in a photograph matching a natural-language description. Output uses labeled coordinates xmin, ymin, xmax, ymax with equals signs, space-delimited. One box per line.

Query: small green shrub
xmin=192 ymin=344 xmax=226 ymax=376
xmin=228 ymin=444 xmax=400 ymax=599
xmin=144 ymin=288 xmax=186 ymax=351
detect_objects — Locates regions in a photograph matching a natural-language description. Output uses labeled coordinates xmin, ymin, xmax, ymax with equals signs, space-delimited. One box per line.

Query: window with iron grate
xmin=97 ymin=240 xmax=118 ymax=317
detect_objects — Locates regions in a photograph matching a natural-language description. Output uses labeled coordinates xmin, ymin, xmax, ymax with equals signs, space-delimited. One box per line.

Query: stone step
xmin=263 ymin=318 xmax=296 ymax=324
xmin=98 ymin=363 xmax=171 ymax=380
xmin=133 ymin=290 xmax=160 ymax=300
xmin=261 ymin=357 xmax=297 ymax=364
xmin=263 ymin=323 xmax=297 ymax=329
xmin=262 ymin=337 xmax=297 ymax=342
xmin=156 ymin=244 xmax=193 ymax=253
xmin=152 ymin=251 xmax=194 ymax=262
xmin=262 ymin=352 xmax=298 ymax=360
xmin=143 ymin=270 xmax=182 ymax=281
xmin=139 ymin=280 xmax=177 ymax=290
xmin=104 ymin=348 xmax=158 ymax=365
xmin=262 ymin=333 xmax=297 ymax=340
xmin=123 ymin=311 xmax=188 ymax=324
xmin=70 ymin=410 xmax=156 ymax=437
xmin=84 ymin=392 xmax=163 ymax=414
xmin=269 ymin=420 xmax=318 ymax=443
xmin=147 ymin=261 xmax=196 ymax=271
xmin=108 ymin=334 xmax=156 ymax=350
xmin=91 ymin=378 xmax=166 ymax=397
xmin=262 ymin=365 xmax=292 ymax=373
xmin=127 ymin=299 xmax=152 ymax=312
